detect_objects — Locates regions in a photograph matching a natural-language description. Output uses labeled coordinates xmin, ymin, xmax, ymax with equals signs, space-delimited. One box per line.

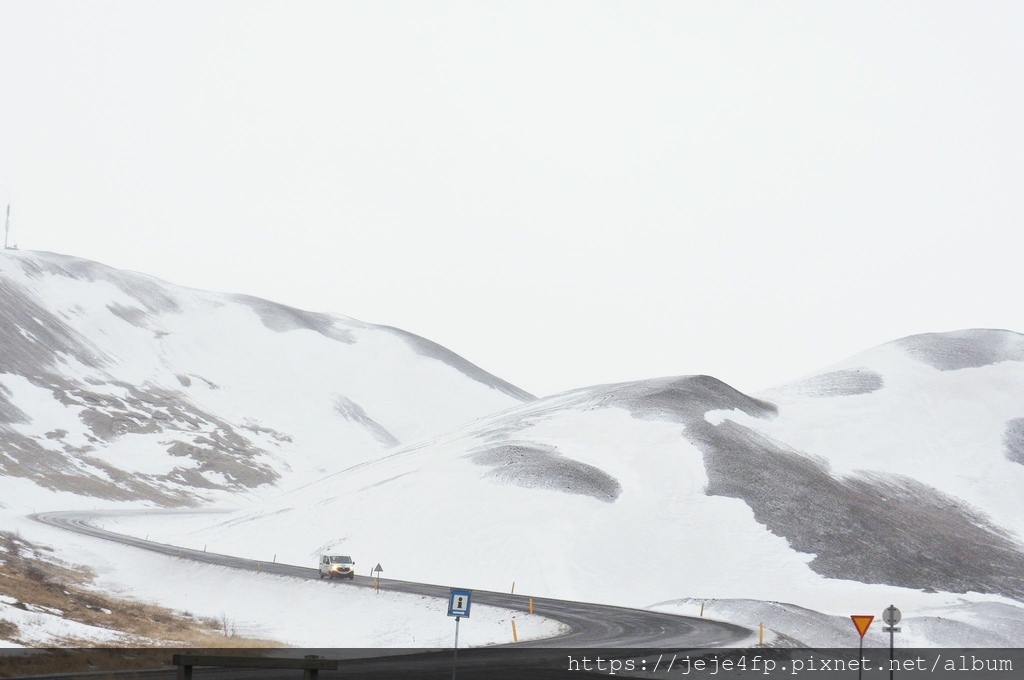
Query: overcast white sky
xmin=1 ymin=2 xmax=1021 ymax=397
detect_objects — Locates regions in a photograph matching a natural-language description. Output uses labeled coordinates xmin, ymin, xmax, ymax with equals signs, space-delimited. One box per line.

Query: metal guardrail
xmin=171 ymin=653 xmax=338 ymax=679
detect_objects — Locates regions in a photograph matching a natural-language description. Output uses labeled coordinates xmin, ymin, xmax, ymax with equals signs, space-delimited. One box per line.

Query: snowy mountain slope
xmin=143 ymin=330 xmax=1024 ymax=620
xmin=736 ymin=329 xmax=1024 ymax=599
xmin=750 ymin=329 xmax=1024 ymax=539
xmin=4 ymin=251 xmax=1023 ymax=647
xmin=0 ymin=250 xmax=533 ymax=505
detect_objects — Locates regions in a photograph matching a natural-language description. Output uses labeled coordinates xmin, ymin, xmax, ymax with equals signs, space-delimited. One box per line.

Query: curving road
xmin=25 ymin=510 xmax=752 ymax=678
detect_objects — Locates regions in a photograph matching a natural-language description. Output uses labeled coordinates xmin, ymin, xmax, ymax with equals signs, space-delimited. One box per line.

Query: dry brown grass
xmin=0 ymin=531 xmax=283 ymax=677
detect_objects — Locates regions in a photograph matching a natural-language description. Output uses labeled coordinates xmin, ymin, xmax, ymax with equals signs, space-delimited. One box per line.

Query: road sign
xmin=448 ymin=588 xmax=472 ymax=618
xmin=373 ymin=563 xmax=383 ymax=594
xmin=448 ymin=591 xmax=472 ymax=679
xmin=850 ymin=614 xmax=875 ymax=680
xmin=851 ymin=615 xmax=874 ymax=638
xmin=883 ymin=604 xmax=901 ymax=680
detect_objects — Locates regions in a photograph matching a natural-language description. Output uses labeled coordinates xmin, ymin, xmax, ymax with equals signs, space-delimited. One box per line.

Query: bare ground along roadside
xmin=0 ymin=530 xmax=281 ymax=677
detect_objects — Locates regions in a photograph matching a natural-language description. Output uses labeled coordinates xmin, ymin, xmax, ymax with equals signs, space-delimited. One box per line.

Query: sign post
xmin=448 ymin=589 xmax=472 ymax=680
xmin=373 ymin=563 xmax=383 ymax=593
xmin=850 ymin=615 xmax=874 ymax=680
xmin=882 ymin=605 xmax=902 ymax=680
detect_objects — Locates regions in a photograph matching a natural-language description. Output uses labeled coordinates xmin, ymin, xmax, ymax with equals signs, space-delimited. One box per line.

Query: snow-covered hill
xmin=137 ymin=330 xmax=1024 ymax=644
xmin=4 ymin=249 xmax=1024 ymax=647
xmin=0 ymin=249 xmax=533 ymax=505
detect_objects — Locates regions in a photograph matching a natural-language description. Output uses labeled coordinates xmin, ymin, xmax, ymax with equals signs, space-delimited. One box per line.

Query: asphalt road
xmin=20 ymin=510 xmax=752 ymax=678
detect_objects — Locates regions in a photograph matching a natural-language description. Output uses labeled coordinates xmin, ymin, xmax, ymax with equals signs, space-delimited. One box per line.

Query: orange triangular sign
xmin=851 ymin=615 xmax=874 ymax=637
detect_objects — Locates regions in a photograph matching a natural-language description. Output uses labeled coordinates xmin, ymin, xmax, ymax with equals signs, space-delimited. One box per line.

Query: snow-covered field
xmin=3 ymin=250 xmax=1024 ymax=649
xmin=0 ymin=470 xmax=566 ymax=650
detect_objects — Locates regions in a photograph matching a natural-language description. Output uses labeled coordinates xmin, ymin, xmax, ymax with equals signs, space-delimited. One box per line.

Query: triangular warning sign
xmin=851 ymin=615 xmax=874 ymax=637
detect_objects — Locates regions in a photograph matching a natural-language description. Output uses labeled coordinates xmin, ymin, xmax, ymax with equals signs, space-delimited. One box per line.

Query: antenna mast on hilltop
xmin=4 ymin=203 xmax=15 ymax=250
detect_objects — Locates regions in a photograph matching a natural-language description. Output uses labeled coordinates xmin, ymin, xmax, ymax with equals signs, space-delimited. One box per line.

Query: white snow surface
xmin=0 ymin=498 xmax=564 ymax=649
xmin=0 ymin=249 xmax=532 ymax=502
xmin=752 ymin=339 xmax=1024 ymax=539
xmin=1 ymin=250 xmax=549 ymax=648
xmin=3 ymin=252 xmax=1024 ymax=648
xmin=107 ymin=332 xmax=1024 ymax=647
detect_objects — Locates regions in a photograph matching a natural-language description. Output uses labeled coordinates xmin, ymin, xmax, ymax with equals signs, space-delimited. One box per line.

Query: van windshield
xmin=330 ymin=556 xmax=352 ymax=564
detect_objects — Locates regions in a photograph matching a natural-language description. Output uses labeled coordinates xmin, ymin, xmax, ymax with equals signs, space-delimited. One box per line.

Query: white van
xmin=319 ymin=555 xmax=356 ymax=580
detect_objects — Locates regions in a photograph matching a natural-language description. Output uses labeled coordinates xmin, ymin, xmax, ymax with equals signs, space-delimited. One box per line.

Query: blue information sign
xmin=448 ymin=588 xmax=472 ymax=617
